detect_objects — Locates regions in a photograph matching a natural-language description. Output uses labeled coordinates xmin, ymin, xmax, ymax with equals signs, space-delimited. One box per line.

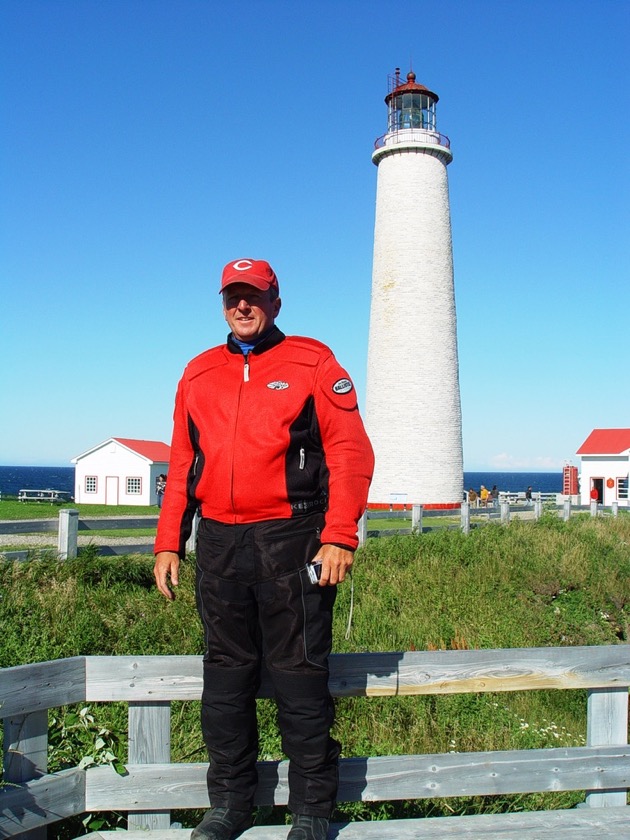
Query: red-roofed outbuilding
xmin=576 ymin=429 xmax=630 ymax=507
xmin=71 ymin=437 xmax=171 ymax=506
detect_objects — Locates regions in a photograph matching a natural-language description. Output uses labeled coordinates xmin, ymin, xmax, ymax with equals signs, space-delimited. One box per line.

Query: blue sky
xmin=2 ymin=0 xmax=628 ymax=470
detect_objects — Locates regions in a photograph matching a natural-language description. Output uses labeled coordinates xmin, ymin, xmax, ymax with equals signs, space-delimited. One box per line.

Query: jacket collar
xmin=226 ymin=325 xmax=286 ymax=356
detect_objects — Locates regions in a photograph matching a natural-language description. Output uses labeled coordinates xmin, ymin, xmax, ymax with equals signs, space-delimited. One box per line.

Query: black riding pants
xmin=195 ymin=513 xmax=340 ymax=817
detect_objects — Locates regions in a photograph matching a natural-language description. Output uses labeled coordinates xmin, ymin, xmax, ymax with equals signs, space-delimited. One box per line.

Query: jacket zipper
xmin=230 ymin=354 xmax=248 ymax=511
xmin=299 ymin=447 xmax=305 ymax=470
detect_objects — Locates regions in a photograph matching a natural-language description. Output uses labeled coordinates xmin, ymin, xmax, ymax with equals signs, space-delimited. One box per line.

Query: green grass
xmin=2 ymin=513 xmax=630 ymax=834
xmin=0 ymin=500 xmax=158 ymax=520
xmin=0 ymin=501 xmax=159 ymax=549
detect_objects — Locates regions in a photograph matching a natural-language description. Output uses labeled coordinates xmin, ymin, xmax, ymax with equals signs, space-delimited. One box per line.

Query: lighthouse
xmin=365 ymin=69 xmax=463 ymax=507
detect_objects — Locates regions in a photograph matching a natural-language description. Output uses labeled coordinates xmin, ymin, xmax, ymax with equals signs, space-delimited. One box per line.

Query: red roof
xmin=576 ymin=429 xmax=630 ymax=455
xmin=113 ymin=438 xmax=171 ymax=462
xmin=385 ymin=70 xmax=439 ymax=105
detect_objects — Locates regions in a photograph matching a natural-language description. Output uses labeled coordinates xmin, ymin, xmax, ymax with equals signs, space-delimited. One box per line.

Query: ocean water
xmin=464 ymin=472 xmax=562 ymax=495
xmin=0 ymin=466 xmax=76 ymax=497
xmin=0 ymin=465 xmax=562 ymax=500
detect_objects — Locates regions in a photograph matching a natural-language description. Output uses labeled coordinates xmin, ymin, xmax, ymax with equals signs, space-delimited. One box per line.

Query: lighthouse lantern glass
xmin=389 ymin=92 xmax=437 ymax=133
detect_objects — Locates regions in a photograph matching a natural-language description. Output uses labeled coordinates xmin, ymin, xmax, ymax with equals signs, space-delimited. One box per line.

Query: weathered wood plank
xmin=84 ymin=646 xmax=630 ymax=702
xmin=128 ymin=703 xmax=171 ymax=765
xmin=586 ymin=687 xmax=629 ymax=807
xmin=0 ymin=657 xmax=85 ymax=717
xmin=3 ymin=710 xmax=48 ymax=781
xmin=2 ymin=711 xmax=49 ymax=840
xmin=84 ymin=746 xmax=630 ymax=810
xmin=330 ymin=646 xmax=630 ymax=697
xmin=0 ymin=768 xmax=84 ymax=836
xmin=85 ymin=656 xmax=202 ymax=702
xmin=128 ymin=702 xmax=171 ymax=831
xmin=87 ymin=806 xmax=630 ymax=839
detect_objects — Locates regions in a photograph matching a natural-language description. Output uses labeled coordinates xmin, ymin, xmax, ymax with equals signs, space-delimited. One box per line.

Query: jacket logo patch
xmin=332 ymin=378 xmax=353 ymax=395
xmin=267 ymin=380 xmax=289 ymax=390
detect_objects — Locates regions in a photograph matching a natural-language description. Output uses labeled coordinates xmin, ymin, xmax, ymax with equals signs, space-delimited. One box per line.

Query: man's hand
xmin=154 ymin=551 xmax=180 ymax=601
xmin=312 ymin=543 xmax=354 ymax=586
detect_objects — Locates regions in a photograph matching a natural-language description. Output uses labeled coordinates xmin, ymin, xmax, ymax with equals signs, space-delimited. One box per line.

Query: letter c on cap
xmin=233 ymin=260 xmax=253 ymax=271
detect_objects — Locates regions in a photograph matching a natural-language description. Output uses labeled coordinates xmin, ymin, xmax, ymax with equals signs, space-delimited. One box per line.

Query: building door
xmin=106 ymin=475 xmax=119 ymax=505
xmin=592 ymin=477 xmax=604 ymax=504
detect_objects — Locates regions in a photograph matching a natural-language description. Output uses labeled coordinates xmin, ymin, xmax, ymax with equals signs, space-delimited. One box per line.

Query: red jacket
xmin=155 ymin=328 xmax=374 ymax=557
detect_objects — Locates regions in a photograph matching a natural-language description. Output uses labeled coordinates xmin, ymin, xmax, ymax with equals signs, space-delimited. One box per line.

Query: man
xmin=154 ymin=258 xmax=374 ymax=840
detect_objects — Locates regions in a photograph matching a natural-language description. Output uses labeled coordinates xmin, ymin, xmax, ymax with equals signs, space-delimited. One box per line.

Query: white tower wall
xmin=366 ymin=138 xmax=463 ymax=506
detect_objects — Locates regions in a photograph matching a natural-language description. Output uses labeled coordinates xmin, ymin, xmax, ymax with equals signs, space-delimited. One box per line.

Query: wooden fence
xmin=0 ymin=500 xmax=626 ymax=563
xmin=1 ymin=646 xmax=629 ymax=839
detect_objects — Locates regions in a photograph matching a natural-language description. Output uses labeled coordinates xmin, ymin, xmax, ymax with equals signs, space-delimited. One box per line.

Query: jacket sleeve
xmin=313 ymin=352 xmax=374 ymax=549
xmin=154 ymin=376 xmax=199 ymax=558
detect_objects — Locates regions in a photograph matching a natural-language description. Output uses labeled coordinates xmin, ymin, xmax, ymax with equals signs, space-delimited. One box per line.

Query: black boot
xmin=287 ymin=814 xmax=330 ymax=840
xmin=191 ymin=807 xmax=253 ymax=840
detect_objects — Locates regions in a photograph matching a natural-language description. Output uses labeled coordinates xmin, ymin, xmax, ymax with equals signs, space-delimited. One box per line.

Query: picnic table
xmin=18 ymin=488 xmax=72 ymax=503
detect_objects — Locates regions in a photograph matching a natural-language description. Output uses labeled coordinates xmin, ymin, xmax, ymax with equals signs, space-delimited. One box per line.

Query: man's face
xmin=222 ymin=282 xmax=281 ymax=342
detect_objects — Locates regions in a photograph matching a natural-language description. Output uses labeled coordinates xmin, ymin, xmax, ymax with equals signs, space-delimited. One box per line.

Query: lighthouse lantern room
xmin=386 ymin=68 xmax=438 ymax=132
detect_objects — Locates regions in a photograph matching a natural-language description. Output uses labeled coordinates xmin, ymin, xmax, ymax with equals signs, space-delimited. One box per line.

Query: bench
xmin=1 ymin=647 xmax=629 ymax=839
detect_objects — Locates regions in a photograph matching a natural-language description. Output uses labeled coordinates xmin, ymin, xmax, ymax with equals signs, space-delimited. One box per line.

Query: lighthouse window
xmin=389 ymin=105 xmax=402 ymax=133
xmin=618 ymin=477 xmax=629 ymax=500
xmin=395 ymin=93 xmax=436 ymax=131
xmin=400 ymin=93 xmax=422 ymax=128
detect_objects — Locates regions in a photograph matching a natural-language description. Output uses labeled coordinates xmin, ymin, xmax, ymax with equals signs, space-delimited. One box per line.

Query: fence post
xmin=562 ymin=498 xmax=571 ymax=522
xmin=590 ymin=500 xmax=598 ymax=518
xmin=585 ymin=687 xmax=629 ymax=807
xmin=358 ymin=511 xmax=368 ymax=547
xmin=500 ymin=499 xmax=510 ymax=525
xmin=3 ymin=710 xmax=49 ymax=840
xmin=411 ymin=504 xmax=423 ymax=534
xmin=128 ymin=701 xmax=172 ymax=829
xmin=461 ymin=500 xmax=470 ymax=535
xmin=612 ymin=501 xmax=619 ymax=518
xmin=534 ymin=498 xmax=543 ymax=520
xmin=58 ymin=508 xmax=79 ymax=560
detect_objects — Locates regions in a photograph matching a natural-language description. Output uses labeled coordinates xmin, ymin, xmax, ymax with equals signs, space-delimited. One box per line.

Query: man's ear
xmin=274 ymin=297 xmax=282 ymax=316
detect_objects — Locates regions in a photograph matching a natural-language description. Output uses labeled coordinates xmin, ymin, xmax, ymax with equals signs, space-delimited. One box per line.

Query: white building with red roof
xmin=71 ymin=437 xmax=170 ymax=506
xmin=576 ymin=429 xmax=630 ymax=507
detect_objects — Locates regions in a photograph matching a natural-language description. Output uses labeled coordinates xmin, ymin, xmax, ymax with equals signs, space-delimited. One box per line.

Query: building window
xmin=618 ymin=477 xmax=629 ymax=500
xmin=85 ymin=476 xmax=97 ymax=494
xmin=126 ymin=477 xmax=142 ymax=495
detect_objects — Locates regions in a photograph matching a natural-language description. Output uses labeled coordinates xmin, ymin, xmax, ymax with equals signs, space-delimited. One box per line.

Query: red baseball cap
xmin=219 ymin=259 xmax=279 ymax=294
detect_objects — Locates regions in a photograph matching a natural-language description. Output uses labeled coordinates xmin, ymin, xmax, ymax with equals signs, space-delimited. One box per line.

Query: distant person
xmin=467 ymin=488 xmax=478 ymax=507
xmin=490 ymin=485 xmax=498 ymax=505
xmin=156 ymin=474 xmax=167 ymax=509
xmin=525 ymin=486 xmax=533 ymax=505
xmin=590 ymin=486 xmax=599 ymax=503
xmin=480 ymin=485 xmax=489 ymax=507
